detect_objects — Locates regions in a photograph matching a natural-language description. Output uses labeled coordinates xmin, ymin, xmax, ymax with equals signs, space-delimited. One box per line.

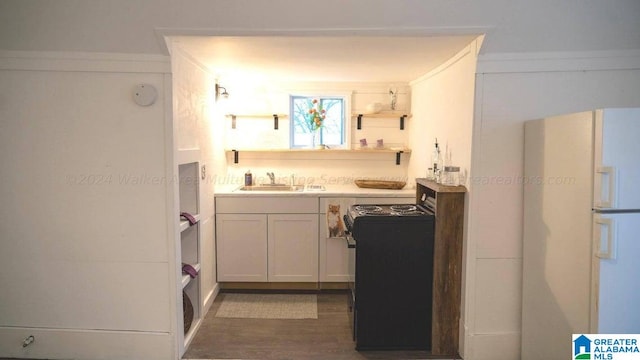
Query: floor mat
xmin=214 ymin=293 xmax=318 ymax=319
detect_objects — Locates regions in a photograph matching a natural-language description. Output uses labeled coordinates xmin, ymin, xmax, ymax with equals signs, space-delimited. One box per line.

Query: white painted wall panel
xmin=0 ymin=327 xmax=173 ymax=360
xmin=474 ymin=259 xmax=522 ymax=334
xmin=171 ymin=48 xmax=219 ymax=354
xmin=408 ymin=41 xmax=477 ymax=188
xmin=465 ymin=63 xmax=640 ymax=359
xmin=0 ymin=64 xmax=174 ymax=358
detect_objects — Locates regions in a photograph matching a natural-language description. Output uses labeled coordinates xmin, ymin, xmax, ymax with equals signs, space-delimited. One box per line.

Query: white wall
xmin=408 ymin=38 xmax=479 ymax=186
xmin=464 ymin=53 xmax=640 ymax=360
xmin=0 ymin=53 xmax=176 ymax=359
xmin=171 ymin=47 xmax=219 ymax=320
xmin=408 ymin=37 xmax=480 ymax=357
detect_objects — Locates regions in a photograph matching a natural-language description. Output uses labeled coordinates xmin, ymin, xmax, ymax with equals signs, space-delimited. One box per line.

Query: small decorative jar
xmin=443 ymin=166 xmax=460 ymax=186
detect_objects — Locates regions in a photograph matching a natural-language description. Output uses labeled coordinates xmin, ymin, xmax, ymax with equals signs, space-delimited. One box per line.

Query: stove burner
xmin=390 ymin=205 xmax=417 ymax=212
xmin=350 ymin=204 xmax=430 ymax=219
xmin=390 ymin=210 xmax=424 ymax=216
xmin=359 ymin=210 xmax=392 ymax=216
xmin=354 ymin=205 xmax=383 ymax=212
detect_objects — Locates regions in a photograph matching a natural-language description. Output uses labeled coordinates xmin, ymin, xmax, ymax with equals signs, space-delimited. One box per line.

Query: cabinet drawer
xmin=216 ymin=197 xmax=318 ymax=213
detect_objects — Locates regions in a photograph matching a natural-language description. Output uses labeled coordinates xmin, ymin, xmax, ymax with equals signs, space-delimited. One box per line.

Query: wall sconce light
xmin=215 ymin=84 xmax=229 ymax=101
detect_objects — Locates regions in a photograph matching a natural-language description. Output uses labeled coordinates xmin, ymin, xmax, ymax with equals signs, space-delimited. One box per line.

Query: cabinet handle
xmin=594 ymin=216 xmax=616 ymax=260
xmin=22 ymin=335 xmax=35 ymax=348
xmin=595 ymin=166 xmax=616 ymax=208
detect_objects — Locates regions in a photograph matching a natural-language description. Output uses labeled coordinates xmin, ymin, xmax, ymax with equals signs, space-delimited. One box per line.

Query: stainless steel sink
xmin=237 ymin=184 xmax=304 ymax=192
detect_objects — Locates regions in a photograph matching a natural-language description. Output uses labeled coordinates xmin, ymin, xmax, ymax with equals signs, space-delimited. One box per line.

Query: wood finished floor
xmin=183 ymin=291 xmax=461 ymax=360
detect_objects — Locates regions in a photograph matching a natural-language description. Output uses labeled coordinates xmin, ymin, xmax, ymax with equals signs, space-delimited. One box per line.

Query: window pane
xmin=291 ymin=96 xmax=344 ymax=148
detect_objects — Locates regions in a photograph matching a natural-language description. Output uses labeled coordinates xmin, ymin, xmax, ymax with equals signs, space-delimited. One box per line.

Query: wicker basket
xmin=354 ymin=179 xmax=406 ymax=190
xmin=183 ymin=291 xmax=194 ymax=335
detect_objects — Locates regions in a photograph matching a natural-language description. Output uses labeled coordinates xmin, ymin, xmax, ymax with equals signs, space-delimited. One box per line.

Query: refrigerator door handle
xmin=594 ymin=216 xmax=616 ymax=260
xmin=595 ymin=166 xmax=616 ymax=209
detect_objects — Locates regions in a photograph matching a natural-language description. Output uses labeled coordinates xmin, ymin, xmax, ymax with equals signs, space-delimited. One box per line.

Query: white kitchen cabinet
xmin=319 ymin=197 xmax=355 ymax=282
xmin=216 ymin=214 xmax=268 ymax=282
xmin=319 ymin=223 xmax=351 ymax=282
xmin=215 ymin=197 xmax=319 ymax=283
xmin=268 ymin=214 xmax=319 ymax=282
xmin=216 ymin=195 xmax=414 ymax=284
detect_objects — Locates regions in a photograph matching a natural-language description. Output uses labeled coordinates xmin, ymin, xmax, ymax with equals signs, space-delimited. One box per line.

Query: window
xmin=290 ymin=95 xmax=346 ymax=148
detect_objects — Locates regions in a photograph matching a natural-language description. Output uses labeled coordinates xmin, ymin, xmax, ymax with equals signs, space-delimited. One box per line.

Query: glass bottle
xmin=430 ymin=138 xmax=442 ymax=182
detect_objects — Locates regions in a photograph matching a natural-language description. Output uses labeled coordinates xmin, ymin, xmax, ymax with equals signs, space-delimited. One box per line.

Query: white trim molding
xmin=0 ymin=50 xmax=171 ymax=73
xmin=477 ymin=49 xmax=640 ymax=74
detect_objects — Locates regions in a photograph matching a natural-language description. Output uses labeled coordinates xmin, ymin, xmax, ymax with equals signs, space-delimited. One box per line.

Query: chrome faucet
xmin=267 ymin=172 xmax=275 ymax=185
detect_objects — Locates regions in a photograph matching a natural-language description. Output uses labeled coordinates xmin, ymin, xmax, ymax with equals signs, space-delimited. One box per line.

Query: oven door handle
xmin=345 ymin=235 xmax=356 ymax=248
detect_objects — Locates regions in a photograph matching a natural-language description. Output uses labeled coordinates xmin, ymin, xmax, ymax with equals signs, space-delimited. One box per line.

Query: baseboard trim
xmin=219 ymin=282 xmax=349 ymax=291
xmin=203 ymin=283 xmax=220 ymax=314
xmin=465 ymin=331 xmax=521 ymax=360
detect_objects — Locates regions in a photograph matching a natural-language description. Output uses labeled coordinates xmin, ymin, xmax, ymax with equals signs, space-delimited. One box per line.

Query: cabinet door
xmin=319 ymin=215 xmax=350 ymax=282
xmin=216 ymin=214 xmax=268 ymax=282
xmin=268 ymin=214 xmax=319 ymax=282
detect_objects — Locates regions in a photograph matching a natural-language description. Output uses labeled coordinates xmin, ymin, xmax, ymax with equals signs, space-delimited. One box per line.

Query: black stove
xmin=343 ymin=203 xmax=435 ymax=351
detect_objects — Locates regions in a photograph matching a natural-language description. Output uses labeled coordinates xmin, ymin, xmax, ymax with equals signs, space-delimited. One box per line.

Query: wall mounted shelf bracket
xmin=396 ymin=150 xmax=404 ymax=165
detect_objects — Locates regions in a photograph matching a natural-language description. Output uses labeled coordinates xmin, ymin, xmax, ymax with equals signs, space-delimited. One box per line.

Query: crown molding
xmin=477 ymin=49 xmax=640 ymax=74
xmin=0 ymin=50 xmax=171 ymax=73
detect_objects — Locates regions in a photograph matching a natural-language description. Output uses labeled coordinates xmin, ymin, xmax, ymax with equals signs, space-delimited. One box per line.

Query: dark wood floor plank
xmin=183 ymin=291 xmax=460 ymax=360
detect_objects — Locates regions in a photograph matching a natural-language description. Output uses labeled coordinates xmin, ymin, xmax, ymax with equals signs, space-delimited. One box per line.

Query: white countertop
xmin=214 ymin=183 xmax=416 ymax=197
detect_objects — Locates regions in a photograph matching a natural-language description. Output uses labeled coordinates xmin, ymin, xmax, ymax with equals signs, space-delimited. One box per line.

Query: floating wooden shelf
xmin=225 ymin=114 xmax=288 ymax=130
xmin=225 ymin=148 xmax=411 ymax=165
xmin=351 ymin=112 xmax=412 ymax=130
xmin=225 ymin=148 xmax=410 ymax=153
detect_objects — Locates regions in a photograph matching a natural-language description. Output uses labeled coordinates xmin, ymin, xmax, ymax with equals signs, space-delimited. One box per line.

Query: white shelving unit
xmin=177 ymin=160 xmax=202 ymax=353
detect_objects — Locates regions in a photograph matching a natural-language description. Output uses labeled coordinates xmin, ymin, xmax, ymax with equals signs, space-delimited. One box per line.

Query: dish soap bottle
xmin=244 ymin=170 xmax=252 ymax=186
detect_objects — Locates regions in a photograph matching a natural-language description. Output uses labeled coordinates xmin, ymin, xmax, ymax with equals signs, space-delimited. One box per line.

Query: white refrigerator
xmin=522 ymin=108 xmax=640 ymax=359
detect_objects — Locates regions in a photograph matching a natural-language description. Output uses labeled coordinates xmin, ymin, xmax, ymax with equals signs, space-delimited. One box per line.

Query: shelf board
xmin=225 ymin=113 xmax=288 ymax=130
xmin=351 ymin=111 xmax=412 ymax=118
xmin=225 ymin=113 xmax=288 ymax=118
xmin=181 ymin=274 xmax=191 ymax=288
xmin=416 ymin=178 xmax=467 ymax=193
xmin=351 ymin=112 xmax=411 ymax=130
xmin=181 ymin=263 xmax=201 ymax=289
xmin=226 ymin=148 xmax=411 ymax=165
xmin=225 ymin=148 xmax=411 ymax=154
xmin=179 ymin=213 xmax=201 ymax=232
